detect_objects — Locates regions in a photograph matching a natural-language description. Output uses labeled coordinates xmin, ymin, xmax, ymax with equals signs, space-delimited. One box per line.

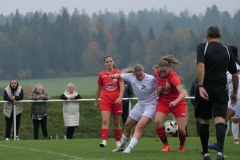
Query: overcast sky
xmin=0 ymin=0 xmax=239 ymax=16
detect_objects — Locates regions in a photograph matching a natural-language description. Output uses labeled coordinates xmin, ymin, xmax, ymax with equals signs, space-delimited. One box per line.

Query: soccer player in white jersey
xmin=226 ymin=45 xmax=240 ymax=144
xmin=110 ymin=64 xmax=158 ymax=153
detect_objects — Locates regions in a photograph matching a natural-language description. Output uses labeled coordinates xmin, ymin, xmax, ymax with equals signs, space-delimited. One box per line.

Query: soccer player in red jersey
xmin=153 ymin=55 xmax=187 ymax=152
xmin=95 ymin=56 xmax=125 ymax=147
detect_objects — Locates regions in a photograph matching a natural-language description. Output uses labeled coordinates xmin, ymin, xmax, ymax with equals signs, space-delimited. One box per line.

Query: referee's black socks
xmin=215 ymin=123 xmax=225 ymax=154
xmin=200 ymin=124 xmax=210 ymax=154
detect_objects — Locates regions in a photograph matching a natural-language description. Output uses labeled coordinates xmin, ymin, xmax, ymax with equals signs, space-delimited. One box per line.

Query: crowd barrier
xmin=0 ymin=96 xmax=194 ymax=140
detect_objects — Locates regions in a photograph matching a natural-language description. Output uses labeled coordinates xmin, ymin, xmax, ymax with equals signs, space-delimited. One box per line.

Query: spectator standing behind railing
xmin=3 ymin=79 xmax=24 ymax=140
xmin=122 ymin=81 xmax=134 ymax=128
xmin=29 ymin=83 xmax=51 ymax=140
xmin=60 ymin=83 xmax=82 ymax=139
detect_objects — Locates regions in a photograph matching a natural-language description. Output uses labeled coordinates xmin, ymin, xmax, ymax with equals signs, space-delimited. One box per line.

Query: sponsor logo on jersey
xmin=141 ymin=84 xmax=147 ymax=90
xmin=165 ymin=81 xmax=170 ymax=87
xmin=105 ymin=82 xmax=118 ymax=91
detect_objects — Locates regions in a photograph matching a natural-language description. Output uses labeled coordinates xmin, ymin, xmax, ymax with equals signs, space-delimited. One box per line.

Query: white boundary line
xmin=0 ymin=144 xmax=105 ymax=160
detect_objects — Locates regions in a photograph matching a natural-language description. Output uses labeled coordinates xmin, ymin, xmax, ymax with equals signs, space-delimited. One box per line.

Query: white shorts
xmin=129 ymin=101 xmax=158 ymax=121
xmin=228 ymin=101 xmax=240 ymax=119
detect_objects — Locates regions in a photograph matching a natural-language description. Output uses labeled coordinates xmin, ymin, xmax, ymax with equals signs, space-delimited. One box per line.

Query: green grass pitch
xmin=0 ymin=137 xmax=239 ymax=160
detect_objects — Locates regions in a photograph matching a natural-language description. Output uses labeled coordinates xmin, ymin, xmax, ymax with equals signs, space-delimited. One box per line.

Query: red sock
xmin=101 ymin=128 xmax=109 ymax=140
xmin=114 ymin=129 xmax=122 ymax=141
xmin=156 ymin=127 xmax=168 ymax=145
xmin=179 ymin=132 xmax=186 ymax=145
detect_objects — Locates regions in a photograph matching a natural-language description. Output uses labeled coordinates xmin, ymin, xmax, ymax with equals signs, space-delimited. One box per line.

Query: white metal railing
xmin=0 ymin=96 xmax=194 ymax=140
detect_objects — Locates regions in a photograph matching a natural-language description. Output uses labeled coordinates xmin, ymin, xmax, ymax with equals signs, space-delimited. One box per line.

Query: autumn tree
xmin=81 ymin=41 xmax=105 ymax=75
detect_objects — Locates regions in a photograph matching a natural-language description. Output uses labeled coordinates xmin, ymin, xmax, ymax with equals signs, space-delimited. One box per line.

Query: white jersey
xmin=227 ymin=63 xmax=240 ymax=116
xmin=120 ymin=73 xmax=158 ymax=104
xmin=120 ymin=73 xmax=158 ymax=121
xmin=227 ymin=63 xmax=240 ymax=97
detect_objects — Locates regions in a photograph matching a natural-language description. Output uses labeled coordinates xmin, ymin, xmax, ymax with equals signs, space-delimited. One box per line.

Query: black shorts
xmin=195 ymin=85 xmax=228 ymax=119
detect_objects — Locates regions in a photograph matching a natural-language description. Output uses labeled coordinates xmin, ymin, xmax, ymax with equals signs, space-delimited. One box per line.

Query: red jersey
xmin=154 ymin=70 xmax=185 ymax=104
xmin=97 ymin=69 xmax=123 ymax=104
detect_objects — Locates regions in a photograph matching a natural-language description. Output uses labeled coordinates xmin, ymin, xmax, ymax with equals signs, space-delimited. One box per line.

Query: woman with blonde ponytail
xmin=110 ymin=64 xmax=158 ymax=153
xmin=153 ymin=55 xmax=187 ymax=153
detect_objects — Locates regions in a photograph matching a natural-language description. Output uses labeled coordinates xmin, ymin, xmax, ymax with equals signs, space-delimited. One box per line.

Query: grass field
xmin=0 ymin=76 xmax=98 ymax=96
xmin=0 ymin=137 xmax=239 ymax=160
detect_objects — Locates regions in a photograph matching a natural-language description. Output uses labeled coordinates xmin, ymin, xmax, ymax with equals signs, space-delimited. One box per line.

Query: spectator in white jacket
xmin=60 ymin=83 xmax=82 ymax=139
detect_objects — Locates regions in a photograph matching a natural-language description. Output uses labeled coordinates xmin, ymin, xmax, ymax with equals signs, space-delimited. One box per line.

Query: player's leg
xmin=113 ymin=113 xmax=122 ymax=147
xmin=195 ymin=87 xmax=213 ymax=159
xmin=208 ymin=102 xmax=233 ymax=151
xmin=123 ymin=102 xmax=157 ymax=153
xmin=99 ymin=110 xmax=111 ymax=147
xmin=214 ymin=101 xmax=228 ymax=159
xmin=112 ymin=117 xmax=138 ymax=152
xmin=176 ymin=117 xmax=187 ymax=152
xmin=225 ymin=120 xmax=230 ymax=138
xmin=112 ymin=102 xmax=123 ymax=147
xmin=226 ymin=108 xmax=235 ymax=122
xmin=231 ymin=118 xmax=239 ymax=144
xmin=112 ymin=103 xmax=140 ymax=152
xmin=123 ymin=116 xmax=152 ymax=153
xmin=173 ymin=103 xmax=187 ymax=152
xmin=155 ymin=112 xmax=170 ymax=152
xmin=231 ymin=102 xmax=240 ymax=144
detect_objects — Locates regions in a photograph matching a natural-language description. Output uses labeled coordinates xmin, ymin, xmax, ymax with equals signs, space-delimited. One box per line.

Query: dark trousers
xmin=32 ymin=115 xmax=48 ymax=139
xmin=5 ymin=112 xmax=21 ymax=138
xmin=196 ymin=118 xmax=200 ymax=137
xmin=66 ymin=127 xmax=75 ymax=139
xmin=122 ymin=101 xmax=129 ymax=128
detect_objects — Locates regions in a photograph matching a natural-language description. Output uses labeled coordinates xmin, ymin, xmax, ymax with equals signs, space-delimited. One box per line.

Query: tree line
xmin=0 ymin=5 xmax=240 ymax=90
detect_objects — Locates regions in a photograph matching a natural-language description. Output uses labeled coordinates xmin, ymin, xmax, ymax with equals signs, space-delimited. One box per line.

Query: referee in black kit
xmin=195 ymin=25 xmax=238 ymax=160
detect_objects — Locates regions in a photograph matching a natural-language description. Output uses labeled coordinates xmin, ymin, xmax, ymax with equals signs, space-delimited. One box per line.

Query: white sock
xmin=116 ymin=141 xmax=121 ymax=146
xmin=231 ymin=122 xmax=239 ymax=140
xmin=128 ymin=138 xmax=138 ymax=149
xmin=121 ymin=134 xmax=130 ymax=146
xmin=225 ymin=121 xmax=230 ymax=138
xmin=217 ymin=152 xmax=223 ymax=155
xmin=102 ymin=140 xmax=107 ymax=143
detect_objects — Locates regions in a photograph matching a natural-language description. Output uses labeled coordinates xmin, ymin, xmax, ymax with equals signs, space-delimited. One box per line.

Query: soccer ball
xmin=164 ymin=120 xmax=178 ymax=135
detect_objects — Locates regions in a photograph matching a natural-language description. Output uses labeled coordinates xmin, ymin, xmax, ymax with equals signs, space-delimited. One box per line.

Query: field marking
xmin=0 ymin=144 xmax=105 ymax=160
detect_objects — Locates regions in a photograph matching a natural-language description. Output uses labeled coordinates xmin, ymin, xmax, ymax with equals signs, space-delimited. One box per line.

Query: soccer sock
xmin=200 ymin=124 xmax=209 ymax=154
xmin=101 ymin=128 xmax=109 ymax=140
xmin=114 ymin=129 xmax=122 ymax=141
xmin=225 ymin=121 xmax=230 ymax=139
xmin=156 ymin=127 xmax=168 ymax=145
xmin=179 ymin=132 xmax=187 ymax=145
xmin=216 ymin=123 xmax=225 ymax=153
xmin=128 ymin=137 xmax=138 ymax=149
xmin=121 ymin=134 xmax=130 ymax=146
xmin=231 ymin=122 xmax=239 ymax=140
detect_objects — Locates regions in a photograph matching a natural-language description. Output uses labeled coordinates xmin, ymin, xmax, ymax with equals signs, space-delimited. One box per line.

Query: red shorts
xmin=156 ymin=102 xmax=186 ymax=118
xmin=100 ymin=100 xmax=123 ymax=114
